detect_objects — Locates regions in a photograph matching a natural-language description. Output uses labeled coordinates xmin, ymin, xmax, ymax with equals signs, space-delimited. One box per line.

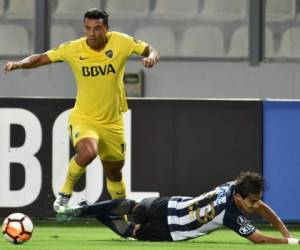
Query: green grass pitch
xmin=1 ymin=221 xmax=300 ymax=250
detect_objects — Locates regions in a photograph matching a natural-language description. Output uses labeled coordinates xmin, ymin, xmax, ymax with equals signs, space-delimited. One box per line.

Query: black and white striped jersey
xmin=167 ymin=181 xmax=256 ymax=241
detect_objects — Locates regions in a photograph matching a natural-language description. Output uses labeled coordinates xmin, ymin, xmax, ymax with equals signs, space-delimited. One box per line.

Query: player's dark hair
xmin=235 ymin=172 xmax=265 ymax=198
xmin=84 ymin=8 xmax=109 ymax=25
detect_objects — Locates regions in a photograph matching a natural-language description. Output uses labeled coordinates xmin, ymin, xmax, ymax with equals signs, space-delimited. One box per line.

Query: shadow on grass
xmin=85 ymin=239 xmax=249 ymax=245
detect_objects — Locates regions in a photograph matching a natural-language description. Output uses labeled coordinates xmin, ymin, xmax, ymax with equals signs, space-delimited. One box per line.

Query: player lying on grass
xmin=57 ymin=172 xmax=299 ymax=244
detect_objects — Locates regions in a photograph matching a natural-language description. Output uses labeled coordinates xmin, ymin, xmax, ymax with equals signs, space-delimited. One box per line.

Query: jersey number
xmin=188 ymin=191 xmax=217 ymax=224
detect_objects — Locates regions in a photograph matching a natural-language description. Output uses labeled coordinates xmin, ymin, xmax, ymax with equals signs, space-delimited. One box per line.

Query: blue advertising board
xmin=264 ymin=100 xmax=300 ymax=221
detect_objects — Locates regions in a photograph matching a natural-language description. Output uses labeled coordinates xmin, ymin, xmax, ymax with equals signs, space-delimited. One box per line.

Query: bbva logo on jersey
xmin=82 ymin=64 xmax=116 ymax=77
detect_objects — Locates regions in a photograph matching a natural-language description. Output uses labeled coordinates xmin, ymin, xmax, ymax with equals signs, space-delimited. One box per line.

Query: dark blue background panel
xmin=0 ymin=98 xmax=262 ymax=217
xmin=264 ymin=100 xmax=300 ymax=221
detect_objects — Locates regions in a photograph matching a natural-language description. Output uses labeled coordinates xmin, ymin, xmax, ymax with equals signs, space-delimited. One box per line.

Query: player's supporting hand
xmin=142 ymin=57 xmax=156 ymax=68
xmin=3 ymin=61 xmax=19 ymax=74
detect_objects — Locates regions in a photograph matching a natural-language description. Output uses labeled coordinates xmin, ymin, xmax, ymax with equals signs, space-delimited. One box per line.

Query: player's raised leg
xmin=53 ymin=137 xmax=98 ymax=212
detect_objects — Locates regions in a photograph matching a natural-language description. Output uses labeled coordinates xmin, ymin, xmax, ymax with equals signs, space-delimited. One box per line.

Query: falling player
xmin=57 ymin=172 xmax=299 ymax=244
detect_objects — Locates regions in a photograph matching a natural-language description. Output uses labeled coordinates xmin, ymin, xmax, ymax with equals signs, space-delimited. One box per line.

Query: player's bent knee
xmin=124 ymin=199 xmax=137 ymax=213
xmin=84 ymin=148 xmax=98 ymax=160
xmin=77 ymin=147 xmax=97 ymax=163
xmin=110 ymin=199 xmax=137 ymax=215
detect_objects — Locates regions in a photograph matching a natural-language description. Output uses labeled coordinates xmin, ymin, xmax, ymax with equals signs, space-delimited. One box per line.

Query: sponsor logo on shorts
xmin=237 ymin=215 xmax=247 ymax=225
xmin=239 ymin=224 xmax=255 ymax=235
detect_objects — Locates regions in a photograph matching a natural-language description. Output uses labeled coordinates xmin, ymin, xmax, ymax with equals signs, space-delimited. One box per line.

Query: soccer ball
xmin=2 ymin=213 xmax=33 ymax=244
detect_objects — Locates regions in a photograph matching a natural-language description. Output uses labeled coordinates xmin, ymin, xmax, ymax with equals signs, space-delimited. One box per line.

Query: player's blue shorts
xmin=134 ymin=197 xmax=172 ymax=241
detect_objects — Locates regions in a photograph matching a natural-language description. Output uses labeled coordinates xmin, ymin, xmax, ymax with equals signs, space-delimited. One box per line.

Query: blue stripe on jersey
xmin=168 ymin=203 xmax=226 ymax=233
xmin=168 ymin=208 xmax=187 ymax=217
xmin=169 ymin=197 xmax=193 ymax=202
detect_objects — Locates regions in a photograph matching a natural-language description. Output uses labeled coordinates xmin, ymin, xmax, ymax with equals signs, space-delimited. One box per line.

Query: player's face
xmin=234 ymin=192 xmax=262 ymax=214
xmin=83 ymin=18 xmax=108 ymax=49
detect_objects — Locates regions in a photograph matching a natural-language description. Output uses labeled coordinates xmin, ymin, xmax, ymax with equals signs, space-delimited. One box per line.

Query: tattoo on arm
xmin=18 ymin=54 xmax=51 ymax=69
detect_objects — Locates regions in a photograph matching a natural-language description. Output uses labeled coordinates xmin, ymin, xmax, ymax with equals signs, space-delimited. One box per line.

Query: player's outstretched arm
xmin=255 ymin=200 xmax=291 ymax=238
xmin=3 ymin=53 xmax=52 ymax=74
xmin=246 ymin=200 xmax=299 ymax=244
xmin=247 ymin=229 xmax=299 ymax=244
xmin=142 ymin=46 xmax=160 ymax=68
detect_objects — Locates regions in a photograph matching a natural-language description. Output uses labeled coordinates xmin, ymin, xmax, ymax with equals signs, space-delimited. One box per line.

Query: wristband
xmin=288 ymin=238 xmax=298 ymax=244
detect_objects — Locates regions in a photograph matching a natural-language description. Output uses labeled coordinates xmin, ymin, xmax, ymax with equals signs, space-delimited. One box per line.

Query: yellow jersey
xmin=47 ymin=31 xmax=148 ymax=123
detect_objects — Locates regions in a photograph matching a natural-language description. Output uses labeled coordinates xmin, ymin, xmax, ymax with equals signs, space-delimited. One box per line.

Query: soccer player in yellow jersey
xmin=3 ymin=9 xmax=160 ymax=212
